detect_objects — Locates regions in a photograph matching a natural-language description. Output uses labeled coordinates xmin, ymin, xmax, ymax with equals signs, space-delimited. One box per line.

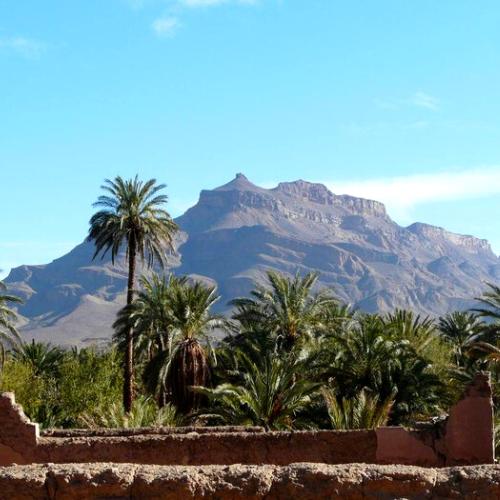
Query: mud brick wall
xmin=0 ymin=373 xmax=494 ymax=467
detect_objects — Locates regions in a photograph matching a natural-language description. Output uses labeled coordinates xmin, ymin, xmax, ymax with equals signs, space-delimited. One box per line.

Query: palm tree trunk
xmin=124 ymin=235 xmax=136 ymax=413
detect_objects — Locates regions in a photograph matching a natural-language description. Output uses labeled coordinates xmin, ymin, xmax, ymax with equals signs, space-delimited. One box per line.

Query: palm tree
xmin=12 ymin=340 xmax=64 ymax=377
xmin=114 ymin=274 xmax=186 ymax=362
xmin=79 ymin=396 xmax=181 ymax=429
xmin=165 ymin=280 xmax=224 ymax=414
xmin=384 ymin=309 xmax=437 ymax=354
xmin=322 ymin=387 xmax=394 ymax=430
xmin=197 ymin=350 xmax=321 ymax=429
xmin=88 ymin=176 xmax=178 ymax=412
xmin=327 ymin=315 xmax=401 ymax=398
xmin=114 ymin=274 xmax=186 ymax=406
xmin=475 ymin=282 xmax=500 ymax=323
xmin=0 ymin=280 xmax=23 ymax=366
xmin=470 ymin=283 xmax=500 ymax=361
xmin=438 ymin=311 xmax=483 ymax=366
xmin=231 ymin=271 xmax=336 ymax=350
xmin=325 ymin=314 xmax=446 ymax=424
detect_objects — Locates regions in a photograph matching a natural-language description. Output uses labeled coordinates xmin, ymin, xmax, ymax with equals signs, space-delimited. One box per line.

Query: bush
xmin=79 ymin=396 xmax=180 ymax=429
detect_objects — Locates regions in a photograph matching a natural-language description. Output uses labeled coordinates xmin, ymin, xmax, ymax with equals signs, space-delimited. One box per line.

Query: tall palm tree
xmin=231 ymin=271 xmax=336 ymax=350
xmin=88 ymin=176 xmax=178 ymax=412
xmin=0 ymin=280 xmax=23 ymax=366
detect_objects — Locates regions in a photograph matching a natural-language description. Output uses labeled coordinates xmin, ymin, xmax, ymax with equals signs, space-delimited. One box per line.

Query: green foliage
xmin=438 ymin=311 xmax=490 ymax=368
xmin=115 ymin=274 xmax=224 ymax=412
xmin=0 ymin=345 xmax=123 ymax=429
xmin=56 ymin=348 xmax=123 ymax=427
xmin=231 ymin=271 xmax=337 ymax=350
xmin=88 ymin=176 xmax=178 ymax=268
xmin=79 ymin=396 xmax=180 ymax=429
xmin=198 ymin=344 xmax=321 ymax=430
xmin=0 ymin=360 xmax=48 ymax=420
xmin=320 ymin=314 xmax=450 ymax=424
xmin=114 ymin=274 xmax=186 ymax=360
xmin=1 ymin=270 xmax=498 ymax=433
xmin=323 ymin=388 xmax=394 ymax=430
xmin=12 ymin=341 xmax=64 ymax=377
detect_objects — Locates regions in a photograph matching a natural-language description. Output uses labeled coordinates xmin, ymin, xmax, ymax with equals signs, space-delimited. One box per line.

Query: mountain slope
xmin=5 ymin=174 xmax=499 ymax=346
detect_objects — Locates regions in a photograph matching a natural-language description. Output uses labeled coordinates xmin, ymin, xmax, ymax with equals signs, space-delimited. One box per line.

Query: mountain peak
xmin=214 ymin=173 xmax=260 ymax=192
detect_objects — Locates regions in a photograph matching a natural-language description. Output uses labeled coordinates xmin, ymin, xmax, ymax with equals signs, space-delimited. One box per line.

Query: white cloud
xmin=374 ymin=91 xmax=440 ymax=112
xmin=123 ymin=0 xmax=263 ymax=37
xmin=325 ymin=167 xmax=500 ymax=222
xmin=0 ymin=37 xmax=46 ymax=58
xmin=411 ymin=91 xmax=439 ymax=111
xmin=152 ymin=16 xmax=180 ymax=37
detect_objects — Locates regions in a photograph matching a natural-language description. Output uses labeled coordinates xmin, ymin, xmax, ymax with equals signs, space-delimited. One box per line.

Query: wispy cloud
xmin=325 ymin=167 xmax=500 ymax=222
xmin=374 ymin=91 xmax=440 ymax=112
xmin=152 ymin=16 xmax=180 ymax=37
xmin=0 ymin=36 xmax=46 ymax=58
xmin=123 ymin=0 xmax=263 ymax=37
xmin=411 ymin=91 xmax=439 ymax=111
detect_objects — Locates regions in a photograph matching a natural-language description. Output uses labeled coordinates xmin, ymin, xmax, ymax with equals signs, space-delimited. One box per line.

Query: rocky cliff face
xmin=4 ymin=174 xmax=499 ymax=346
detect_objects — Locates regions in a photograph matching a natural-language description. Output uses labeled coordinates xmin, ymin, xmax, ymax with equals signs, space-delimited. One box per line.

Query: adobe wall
xmin=0 ymin=463 xmax=499 ymax=499
xmin=0 ymin=373 xmax=494 ymax=468
xmin=34 ymin=429 xmax=377 ymax=466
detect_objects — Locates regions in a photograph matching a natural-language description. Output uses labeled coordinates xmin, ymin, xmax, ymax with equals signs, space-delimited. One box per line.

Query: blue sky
xmin=1 ymin=0 xmax=500 ymax=278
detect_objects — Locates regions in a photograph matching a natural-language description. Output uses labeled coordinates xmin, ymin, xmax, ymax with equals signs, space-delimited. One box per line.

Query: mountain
xmin=5 ymin=174 xmax=499 ymax=346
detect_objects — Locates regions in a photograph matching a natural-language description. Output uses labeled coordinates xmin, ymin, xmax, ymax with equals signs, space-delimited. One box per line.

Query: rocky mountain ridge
xmin=4 ymin=174 xmax=499 ymax=346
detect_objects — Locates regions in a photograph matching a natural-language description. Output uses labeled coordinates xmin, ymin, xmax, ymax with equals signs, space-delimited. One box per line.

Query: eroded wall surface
xmin=0 ymin=463 xmax=499 ymax=500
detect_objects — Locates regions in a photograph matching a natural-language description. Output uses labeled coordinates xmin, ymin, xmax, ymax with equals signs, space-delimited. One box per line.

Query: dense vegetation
xmin=0 ymin=272 xmax=498 ymax=439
